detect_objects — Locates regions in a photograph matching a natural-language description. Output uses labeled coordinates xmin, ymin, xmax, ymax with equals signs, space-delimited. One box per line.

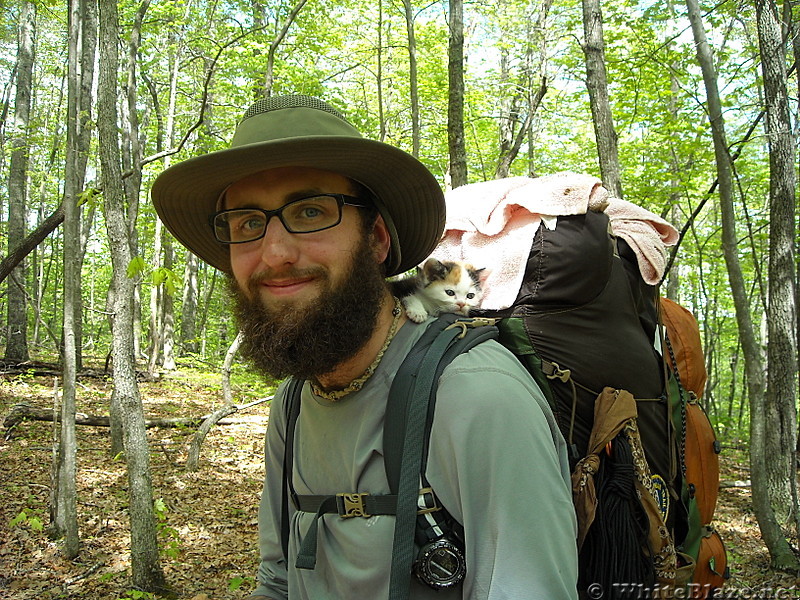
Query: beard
xmin=228 ymin=236 xmax=388 ymax=382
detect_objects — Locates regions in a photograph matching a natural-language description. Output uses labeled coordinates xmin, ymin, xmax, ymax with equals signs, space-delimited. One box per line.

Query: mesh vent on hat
xmin=241 ymin=95 xmax=347 ymax=123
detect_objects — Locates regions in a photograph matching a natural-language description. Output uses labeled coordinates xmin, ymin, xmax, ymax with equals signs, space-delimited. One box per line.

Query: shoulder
xmin=440 ymin=338 xmax=538 ymax=392
xmin=434 ymin=338 xmax=562 ymax=439
xmin=266 ymin=378 xmax=295 ymax=433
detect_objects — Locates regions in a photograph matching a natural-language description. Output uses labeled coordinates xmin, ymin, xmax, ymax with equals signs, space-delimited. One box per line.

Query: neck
xmin=315 ymin=292 xmax=406 ymax=391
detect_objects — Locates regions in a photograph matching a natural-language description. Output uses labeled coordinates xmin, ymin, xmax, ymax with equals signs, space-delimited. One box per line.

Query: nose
xmin=258 ymin=215 xmax=299 ymax=269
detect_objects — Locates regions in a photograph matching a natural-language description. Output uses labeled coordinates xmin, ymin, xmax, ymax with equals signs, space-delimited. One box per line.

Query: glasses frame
xmin=210 ymin=193 xmax=370 ymax=244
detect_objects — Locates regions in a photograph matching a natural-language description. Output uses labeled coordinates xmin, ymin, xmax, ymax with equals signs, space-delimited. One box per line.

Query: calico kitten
xmin=391 ymin=258 xmax=485 ymax=323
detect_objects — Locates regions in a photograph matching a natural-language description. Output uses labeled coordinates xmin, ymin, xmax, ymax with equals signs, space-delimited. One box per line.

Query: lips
xmin=260 ymin=277 xmax=315 ymax=296
xmin=247 ymin=267 xmax=327 ymax=300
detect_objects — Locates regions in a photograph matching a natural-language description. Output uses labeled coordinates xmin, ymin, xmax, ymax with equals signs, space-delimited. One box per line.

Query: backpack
xmin=280 ymin=209 xmax=727 ymax=598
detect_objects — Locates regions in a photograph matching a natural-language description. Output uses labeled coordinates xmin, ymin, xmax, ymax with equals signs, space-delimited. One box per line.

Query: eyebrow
xmin=222 ymin=188 xmax=330 ymax=210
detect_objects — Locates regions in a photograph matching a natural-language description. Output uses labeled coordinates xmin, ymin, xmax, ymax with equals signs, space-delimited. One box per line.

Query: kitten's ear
xmin=473 ymin=267 xmax=489 ymax=284
xmin=422 ymin=257 xmax=447 ymax=281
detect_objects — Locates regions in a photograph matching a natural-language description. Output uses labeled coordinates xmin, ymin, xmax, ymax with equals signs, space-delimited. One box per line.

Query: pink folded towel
xmin=605 ymin=197 xmax=679 ymax=285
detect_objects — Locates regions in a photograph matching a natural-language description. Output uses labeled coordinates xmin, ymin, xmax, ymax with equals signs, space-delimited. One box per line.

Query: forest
xmin=0 ymin=0 xmax=798 ymax=598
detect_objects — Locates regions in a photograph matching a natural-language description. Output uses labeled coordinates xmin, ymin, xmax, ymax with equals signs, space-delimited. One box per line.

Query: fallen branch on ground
xmin=2 ymin=397 xmax=272 ymax=433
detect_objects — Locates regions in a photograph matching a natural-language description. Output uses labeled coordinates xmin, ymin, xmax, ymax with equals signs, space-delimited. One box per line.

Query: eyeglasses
xmin=211 ymin=193 xmax=370 ymax=244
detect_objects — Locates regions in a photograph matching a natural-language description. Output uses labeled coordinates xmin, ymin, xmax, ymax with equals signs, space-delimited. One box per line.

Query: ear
xmin=422 ymin=258 xmax=447 ymax=281
xmin=370 ymin=214 xmax=392 ymax=265
xmin=472 ymin=267 xmax=489 ymax=285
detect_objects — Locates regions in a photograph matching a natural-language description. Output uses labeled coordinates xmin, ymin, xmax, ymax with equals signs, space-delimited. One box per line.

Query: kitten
xmin=391 ymin=258 xmax=485 ymax=323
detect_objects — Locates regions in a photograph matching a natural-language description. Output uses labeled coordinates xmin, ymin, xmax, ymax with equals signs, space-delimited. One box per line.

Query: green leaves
xmin=10 ymin=509 xmax=43 ymax=532
xmin=152 ymin=267 xmax=181 ymax=296
xmin=126 ymin=258 xmax=181 ymax=296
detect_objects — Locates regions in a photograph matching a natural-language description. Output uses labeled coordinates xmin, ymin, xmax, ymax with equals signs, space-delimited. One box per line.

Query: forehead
xmin=222 ymin=166 xmax=355 ymax=209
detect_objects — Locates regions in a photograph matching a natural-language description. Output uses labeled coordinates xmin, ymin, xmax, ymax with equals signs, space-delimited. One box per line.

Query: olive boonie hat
xmin=151 ymin=95 xmax=445 ymax=277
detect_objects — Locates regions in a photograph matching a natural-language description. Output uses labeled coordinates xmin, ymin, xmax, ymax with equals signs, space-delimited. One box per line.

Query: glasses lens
xmin=214 ymin=210 xmax=267 ymax=243
xmin=281 ymin=195 xmax=342 ymax=233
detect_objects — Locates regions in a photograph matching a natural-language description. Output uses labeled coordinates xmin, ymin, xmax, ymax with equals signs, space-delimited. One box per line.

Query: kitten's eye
xmin=445 ymin=289 xmax=456 ymax=297
xmin=467 ymin=293 xmax=475 ymax=299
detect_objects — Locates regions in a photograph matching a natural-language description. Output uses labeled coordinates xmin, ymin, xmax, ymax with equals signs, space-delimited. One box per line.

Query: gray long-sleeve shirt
xmin=252 ymin=318 xmax=578 ymax=600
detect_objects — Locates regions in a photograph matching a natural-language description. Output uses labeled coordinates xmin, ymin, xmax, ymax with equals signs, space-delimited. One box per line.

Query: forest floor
xmin=1 ymin=363 xmax=799 ymax=600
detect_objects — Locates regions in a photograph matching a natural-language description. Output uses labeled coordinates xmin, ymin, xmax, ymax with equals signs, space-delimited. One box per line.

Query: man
xmin=152 ymin=95 xmax=578 ymax=600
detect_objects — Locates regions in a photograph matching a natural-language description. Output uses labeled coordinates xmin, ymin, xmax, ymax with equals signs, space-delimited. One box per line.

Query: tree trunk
xmin=495 ymin=77 xmax=547 ymax=179
xmin=402 ymin=0 xmax=420 ymax=157
xmin=0 ymin=204 xmax=64 ymax=286
xmin=98 ymin=0 xmax=167 ymax=591
xmin=4 ymin=402 xmax=267 ymax=431
xmin=4 ymin=0 xmax=35 ymax=363
xmin=685 ymin=0 xmax=799 ymax=572
xmin=581 ymin=0 xmax=623 ymax=198
xmin=161 ymin=238 xmax=176 ymax=371
xmin=755 ymin=0 xmax=799 ymax=552
xmin=51 ymin=0 xmax=92 ymax=560
xmin=180 ymin=253 xmax=199 ymax=355
xmin=447 ymin=0 xmax=467 ymax=188
xmin=260 ymin=0 xmax=309 ymax=98
xmin=664 ymin=0 xmax=682 ymax=300
xmin=147 ymin=219 xmax=164 ymax=374
xmin=377 ymin=0 xmax=386 ymax=141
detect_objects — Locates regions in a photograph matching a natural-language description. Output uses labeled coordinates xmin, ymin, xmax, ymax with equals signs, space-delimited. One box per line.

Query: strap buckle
xmin=417 ymin=487 xmax=441 ymax=515
xmin=545 ymin=361 xmax=572 ymax=383
xmin=336 ymin=492 xmax=371 ymax=518
xmin=445 ymin=317 xmax=497 ymax=338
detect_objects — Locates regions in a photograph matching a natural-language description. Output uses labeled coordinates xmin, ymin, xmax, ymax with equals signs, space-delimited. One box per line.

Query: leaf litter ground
xmin=0 ymin=367 xmax=797 ymax=599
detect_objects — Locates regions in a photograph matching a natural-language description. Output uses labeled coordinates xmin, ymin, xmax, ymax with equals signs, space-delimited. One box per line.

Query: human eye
xmin=227 ymin=211 xmax=265 ymax=240
xmin=284 ymin=196 xmax=338 ymax=230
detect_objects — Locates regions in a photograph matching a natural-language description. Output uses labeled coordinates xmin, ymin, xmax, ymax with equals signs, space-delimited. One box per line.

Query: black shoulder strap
xmin=383 ymin=314 xmax=498 ymax=493
xmin=280 ymin=377 xmax=304 ymax=562
xmin=385 ymin=315 xmax=498 ymax=600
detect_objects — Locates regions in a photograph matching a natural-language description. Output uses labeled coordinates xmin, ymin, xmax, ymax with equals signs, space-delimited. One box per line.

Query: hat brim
xmin=151 ymin=136 xmax=444 ymax=277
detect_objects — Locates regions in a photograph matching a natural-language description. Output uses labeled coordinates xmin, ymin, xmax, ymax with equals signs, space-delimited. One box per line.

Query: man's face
xmin=223 ymin=166 xmax=392 ymax=380
xmin=225 ymin=166 xmax=389 ymax=310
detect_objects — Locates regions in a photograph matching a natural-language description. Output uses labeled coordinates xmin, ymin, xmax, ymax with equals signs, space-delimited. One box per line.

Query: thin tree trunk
xmin=686 ymin=0 xmax=798 ymax=571
xmin=260 ymin=0 xmax=308 ymax=98
xmin=180 ymin=253 xmax=199 ymax=355
xmin=52 ymin=0 xmax=89 ymax=560
xmin=147 ymin=220 xmax=164 ymax=374
xmin=402 ymin=0 xmax=420 ymax=157
xmin=161 ymin=238 xmax=176 ymax=370
xmin=495 ymin=77 xmax=547 ymax=179
xmin=98 ymin=0 xmax=167 ymax=591
xmin=447 ymin=0 xmax=467 ymax=188
xmin=377 ymin=0 xmax=386 ymax=141
xmin=4 ymin=0 xmax=35 ymax=363
xmin=581 ymin=0 xmax=623 ymax=198
xmin=755 ymin=0 xmax=800 ymax=560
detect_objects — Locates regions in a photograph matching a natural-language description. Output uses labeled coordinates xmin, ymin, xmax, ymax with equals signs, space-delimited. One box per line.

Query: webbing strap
xmin=281 ymin=378 xmax=304 ymax=562
xmin=295 ymin=496 xmax=338 ymax=569
xmin=388 ymin=324 xmax=465 ymax=600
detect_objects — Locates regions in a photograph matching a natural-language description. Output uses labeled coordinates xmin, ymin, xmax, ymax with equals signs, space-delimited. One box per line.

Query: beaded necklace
xmin=310 ymin=297 xmax=403 ymax=401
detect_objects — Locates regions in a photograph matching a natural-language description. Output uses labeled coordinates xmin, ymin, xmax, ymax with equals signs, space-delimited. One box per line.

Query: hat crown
xmin=231 ymin=95 xmax=363 ymax=148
